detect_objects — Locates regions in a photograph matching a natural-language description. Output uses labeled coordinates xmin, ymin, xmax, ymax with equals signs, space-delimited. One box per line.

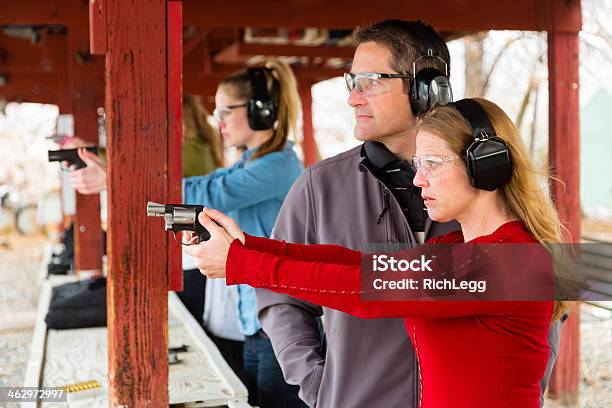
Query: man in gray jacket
xmin=256 ymin=19 xmax=562 ymax=407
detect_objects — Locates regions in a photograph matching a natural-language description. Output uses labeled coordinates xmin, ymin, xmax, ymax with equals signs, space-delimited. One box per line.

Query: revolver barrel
xmin=146 ymin=202 xmax=166 ymax=217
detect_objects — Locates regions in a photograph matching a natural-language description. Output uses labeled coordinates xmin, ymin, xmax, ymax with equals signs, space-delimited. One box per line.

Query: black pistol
xmin=48 ymin=147 xmax=98 ymax=170
xmin=146 ymin=202 xmax=211 ymax=243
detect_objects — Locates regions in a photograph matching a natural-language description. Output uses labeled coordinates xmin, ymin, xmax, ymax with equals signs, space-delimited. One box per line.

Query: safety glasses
xmin=344 ymin=72 xmax=411 ymax=96
xmin=411 ymin=154 xmax=458 ymax=178
xmin=213 ymin=102 xmax=247 ymax=123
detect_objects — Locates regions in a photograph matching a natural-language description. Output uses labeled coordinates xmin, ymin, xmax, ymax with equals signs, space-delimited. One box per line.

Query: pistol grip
xmin=197 ymin=228 xmax=211 ymax=242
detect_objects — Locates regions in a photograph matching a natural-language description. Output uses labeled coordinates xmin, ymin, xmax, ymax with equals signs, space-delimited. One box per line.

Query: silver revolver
xmin=146 ymin=202 xmax=211 ymax=244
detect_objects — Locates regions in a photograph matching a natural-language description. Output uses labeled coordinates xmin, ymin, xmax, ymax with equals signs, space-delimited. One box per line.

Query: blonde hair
xmin=182 ymin=94 xmax=224 ymax=168
xmin=219 ymin=59 xmax=301 ymax=161
xmin=418 ymin=98 xmax=572 ymax=320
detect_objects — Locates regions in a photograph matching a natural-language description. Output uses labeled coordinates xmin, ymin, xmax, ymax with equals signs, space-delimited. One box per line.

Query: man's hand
xmin=68 ymin=148 xmax=107 ymax=195
xmin=184 ymin=208 xmax=245 ymax=279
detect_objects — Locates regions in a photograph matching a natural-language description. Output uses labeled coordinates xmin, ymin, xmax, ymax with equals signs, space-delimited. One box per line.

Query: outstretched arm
xmin=187 ymin=209 xmax=553 ymax=319
xmin=225 ymin=239 xmax=550 ymax=319
xmin=243 ymin=233 xmax=362 ymax=266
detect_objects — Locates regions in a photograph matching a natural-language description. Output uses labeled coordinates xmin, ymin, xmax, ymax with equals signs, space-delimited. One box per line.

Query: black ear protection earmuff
xmin=409 ymin=21 xmax=453 ymax=115
xmin=246 ymin=67 xmax=278 ymax=131
xmin=451 ymin=99 xmax=513 ymax=191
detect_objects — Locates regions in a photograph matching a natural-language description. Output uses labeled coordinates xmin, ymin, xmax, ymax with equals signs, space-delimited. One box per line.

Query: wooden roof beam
xmin=0 ymin=72 xmax=69 ymax=110
xmin=2 ymin=58 xmax=338 ymax=104
xmin=184 ymin=65 xmax=344 ymax=98
xmin=183 ymin=0 xmax=581 ymax=32
xmin=212 ymin=42 xmax=243 ymax=64
xmin=66 ymin=24 xmax=105 ymax=274
xmin=213 ymin=41 xmax=354 ymax=64
xmin=0 ymin=0 xmax=87 ymax=25
xmin=1 ymin=0 xmax=580 ymax=32
xmin=186 ymin=65 xmax=344 ymax=83
xmin=0 ymin=34 xmax=67 ymax=73
xmin=183 ymin=28 xmax=207 ymax=57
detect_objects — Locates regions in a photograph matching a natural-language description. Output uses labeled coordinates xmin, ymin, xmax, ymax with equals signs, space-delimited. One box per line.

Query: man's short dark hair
xmin=354 ymin=20 xmax=451 ymax=92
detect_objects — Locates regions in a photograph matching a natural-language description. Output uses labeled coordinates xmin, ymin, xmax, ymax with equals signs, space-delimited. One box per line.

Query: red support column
xmin=67 ymin=24 xmax=105 ymax=274
xmin=547 ymin=29 xmax=581 ymax=405
xmin=104 ymin=0 xmax=169 ymax=405
xmin=299 ymin=81 xmax=319 ymax=167
xmin=167 ymin=0 xmax=183 ymax=291
xmin=89 ymin=0 xmax=107 ymax=55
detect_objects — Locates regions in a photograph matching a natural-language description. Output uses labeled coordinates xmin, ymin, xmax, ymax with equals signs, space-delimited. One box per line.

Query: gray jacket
xmin=256 ymin=144 xmax=562 ymax=407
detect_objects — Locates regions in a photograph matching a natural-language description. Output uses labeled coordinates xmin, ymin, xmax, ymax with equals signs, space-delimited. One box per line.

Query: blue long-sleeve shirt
xmin=183 ymin=141 xmax=303 ymax=336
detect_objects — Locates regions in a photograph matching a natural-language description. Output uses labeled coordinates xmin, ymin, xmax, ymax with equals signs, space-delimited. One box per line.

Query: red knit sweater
xmin=226 ymin=221 xmax=553 ymax=408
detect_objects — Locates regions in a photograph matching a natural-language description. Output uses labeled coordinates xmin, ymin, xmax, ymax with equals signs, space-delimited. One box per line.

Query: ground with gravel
xmin=0 ymin=228 xmax=610 ymax=407
xmin=0 ymin=233 xmax=45 ymax=407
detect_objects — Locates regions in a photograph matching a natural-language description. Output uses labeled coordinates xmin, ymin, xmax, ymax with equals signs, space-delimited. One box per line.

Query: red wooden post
xmin=104 ymin=0 xmax=169 ymax=405
xmin=167 ymin=0 xmax=183 ymax=291
xmin=89 ymin=0 xmax=107 ymax=55
xmin=299 ymin=81 xmax=319 ymax=166
xmin=547 ymin=28 xmax=581 ymax=405
xmin=67 ymin=24 xmax=105 ymax=274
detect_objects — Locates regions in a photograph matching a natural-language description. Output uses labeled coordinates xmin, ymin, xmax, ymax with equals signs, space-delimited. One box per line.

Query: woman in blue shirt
xmin=183 ymin=59 xmax=304 ymax=408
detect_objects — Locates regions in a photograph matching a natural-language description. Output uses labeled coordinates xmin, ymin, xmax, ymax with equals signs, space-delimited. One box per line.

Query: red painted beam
xmin=0 ymin=0 xmax=87 ymax=24
xmin=89 ymin=0 xmax=108 ymax=55
xmin=184 ymin=75 xmax=220 ymax=99
xmin=0 ymin=34 xmax=67 ymax=73
xmin=167 ymin=0 xmax=183 ymax=291
xmin=183 ymin=0 xmax=581 ymax=32
xmin=104 ymin=0 xmax=169 ymax=405
xmin=2 ymin=0 xmax=581 ymax=32
xmin=240 ymin=42 xmax=354 ymax=59
xmin=183 ymin=28 xmax=207 ymax=58
xmin=550 ymin=311 xmax=581 ymax=404
xmin=183 ymin=41 xmax=206 ymax=74
xmin=547 ymin=29 xmax=581 ymax=405
xmin=202 ymin=31 xmax=214 ymax=73
xmin=0 ymin=90 xmax=59 ymax=106
xmin=212 ymin=42 xmax=243 ymax=65
xmin=186 ymin=65 xmax=344 ymax=83
xmin=67 ymin=24 xmax=104 ymax=274
xmin=3 ymin=53 xmax=340 ymax=105
xmin=214 ymin=42 xmax=354 ymax=64
xmin=299 ymin=81 xmax=319 ymax=166
xmin=185 ymin=66 xmax=343 ymax=100
xmin=548 ymin=41 xmax=581 ymax=239
xmin=2 ymin=64 xmax=215 ymax=106
xmin=0 ymin=72 xmax=69 ymax=110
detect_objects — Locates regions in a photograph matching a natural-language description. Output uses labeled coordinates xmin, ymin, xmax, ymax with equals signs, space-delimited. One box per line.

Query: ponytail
xmin=219 ymin=59 xmax=301 ymax=161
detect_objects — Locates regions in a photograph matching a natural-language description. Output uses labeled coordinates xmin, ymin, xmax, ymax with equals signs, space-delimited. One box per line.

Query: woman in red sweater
xmin=186 ymin=98 xmax=570 ymax=408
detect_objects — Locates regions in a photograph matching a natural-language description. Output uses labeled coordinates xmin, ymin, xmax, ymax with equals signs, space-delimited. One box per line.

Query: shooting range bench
xmin=22 ymin=276 xmax=250 ymax=407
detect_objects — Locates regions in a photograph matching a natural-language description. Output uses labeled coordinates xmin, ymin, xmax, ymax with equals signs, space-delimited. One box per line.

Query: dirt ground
xmin=0 ymin=232 xmax=45 ymax=407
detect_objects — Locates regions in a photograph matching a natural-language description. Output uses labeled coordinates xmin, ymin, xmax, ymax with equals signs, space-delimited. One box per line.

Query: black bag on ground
xmin=45 ymin=277 xmax=107 ymax=329
xmin=47 ymin=224 xmax=75 ymax=275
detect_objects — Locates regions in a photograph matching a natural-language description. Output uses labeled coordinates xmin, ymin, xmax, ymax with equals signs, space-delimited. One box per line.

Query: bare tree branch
xmin=529 ymin=81 xmax=540 ymax=158
xmin=480 ymin=34 xmax=524 ymax=96
xmin=516 ymin=78 xmax=534 ymax=130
